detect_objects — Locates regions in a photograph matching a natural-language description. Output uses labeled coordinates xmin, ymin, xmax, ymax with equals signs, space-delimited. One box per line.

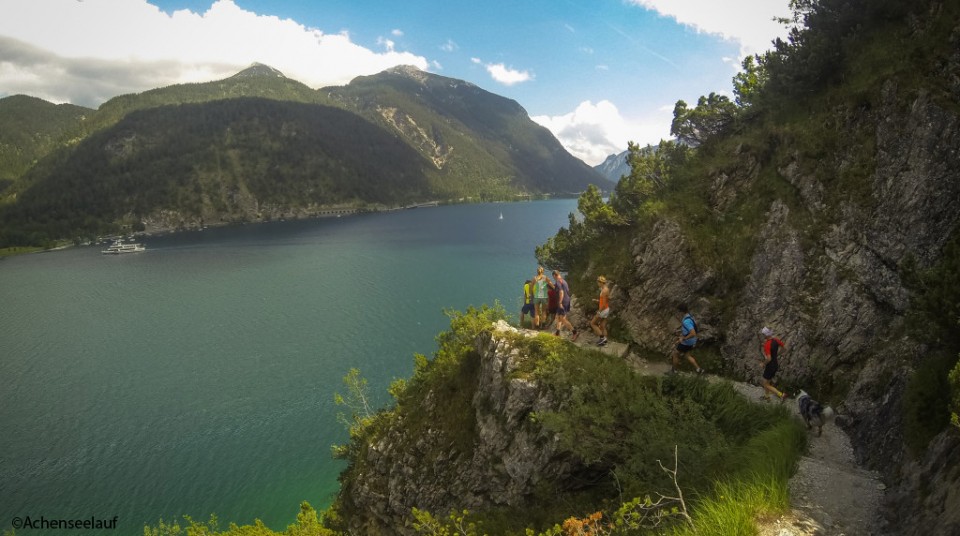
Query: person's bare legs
xmin=590 ymin=314 xmax=602 ymax=336
xmin=671 ymin=346 xmax=702 ymax=374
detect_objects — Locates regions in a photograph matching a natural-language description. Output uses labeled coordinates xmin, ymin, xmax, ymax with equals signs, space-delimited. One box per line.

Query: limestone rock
xmin=339 ymin=322 xmax=577 ymax=535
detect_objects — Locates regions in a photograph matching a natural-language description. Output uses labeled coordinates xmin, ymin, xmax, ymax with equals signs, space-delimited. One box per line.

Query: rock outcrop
xmin=606 ymin=77 xmax=960 ymax=536
xmin=339 ymin=321 xmax=576 ymax=535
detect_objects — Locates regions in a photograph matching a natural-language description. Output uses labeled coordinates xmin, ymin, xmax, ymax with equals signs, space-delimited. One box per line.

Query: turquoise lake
xmin=0 ymin=199 xmax=578 ymax=534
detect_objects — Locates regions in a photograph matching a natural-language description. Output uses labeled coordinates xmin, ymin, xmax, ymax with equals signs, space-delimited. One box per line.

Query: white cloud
xmin=440 ymin=39 xmax=458 ymax=52
xmin=471 ymin=58 xmax=533 ymax=86
xmin=627 ymin=0 xmax=791 ymax=57
xmin=0 ymin=0 xmax=429 ymax=107
xmin=391 ymin=29 xmax=404 ymax=37
xmin=486 ymin=63 xmax=533 ymax=85
xmin=377 ymin=36 xmax=396 ymax=52
xmin=532 ymin=100 xmax=673 ymax=166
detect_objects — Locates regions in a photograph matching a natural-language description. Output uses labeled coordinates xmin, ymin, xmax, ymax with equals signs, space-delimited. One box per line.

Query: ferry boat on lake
xmin=101 ymin=239 xmax=146 ymax=254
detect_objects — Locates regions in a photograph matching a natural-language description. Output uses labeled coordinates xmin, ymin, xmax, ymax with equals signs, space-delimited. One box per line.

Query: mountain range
xmin=0 ymin=64 xmax=611 ymax=247
xmin=593 ymin=149 xmax=632 ymax=182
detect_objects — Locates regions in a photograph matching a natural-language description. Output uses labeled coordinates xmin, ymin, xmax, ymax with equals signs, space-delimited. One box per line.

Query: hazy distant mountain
xmin=594 ymin=150 xmax=631 ymax=182
xmin=0 ymin=64 xmax=611 ymax=246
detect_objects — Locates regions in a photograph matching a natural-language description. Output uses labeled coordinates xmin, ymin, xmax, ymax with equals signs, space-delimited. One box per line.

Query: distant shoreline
xmin=0 ymin=194 xmax=580 ymax=259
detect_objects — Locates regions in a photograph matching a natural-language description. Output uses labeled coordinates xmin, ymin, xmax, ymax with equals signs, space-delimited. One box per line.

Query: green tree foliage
xmin=0 ymin=95 xmax=92 ymax=184
xmin=610 ymin=140 xmax=688 ymax=221
xmin=331 ymin=368 xmax=375 ymax=459
xmin=905 ymin=236 xmax=960 ymax=353
xmin=536 ymin=138 xmax=689 ymax=274
xmin=411 ymin=509 xmax=482 ymax=536
xmin=762 ymin=0 xmax=925 ymax=99
xmin=670 ymin=93 xmax=739 ymax=147
xmin=902 ymin=352 xmax=956 ymax=454
xmin=143 ymin=502 xmax=338 ymax=536
xmin=533 ymin=353 xmax=793 ymax=499
xmin=902 ymin=234 xmax=960 ymax=451
xmin=535 ymin=211 xmax=586 ymax=273
xmin=732 ymin=55 xmax=769 ymax=108
xmin=577 ymin=184 xmax=626 ymax=228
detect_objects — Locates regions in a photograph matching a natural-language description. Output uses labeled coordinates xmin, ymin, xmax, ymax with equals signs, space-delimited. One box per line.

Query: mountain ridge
xmin=0 ymin=65 xmax=610 ymax=246
xmin=593 ymin=149 xmax=631 ymax=182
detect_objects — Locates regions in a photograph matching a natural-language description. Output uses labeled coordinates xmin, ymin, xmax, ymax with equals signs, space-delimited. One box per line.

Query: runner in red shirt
xmin=760 ymin=326 xmax=787 ymax=401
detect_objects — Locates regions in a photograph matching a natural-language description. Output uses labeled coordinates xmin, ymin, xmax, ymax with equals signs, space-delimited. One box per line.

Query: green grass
xmin=670 ymin=419 xmax=805 ymax=536
xmin=902 ymin=351 xmax=959 ymax=454
xmin=0 ymin=246 xmax=45 ymax=257
xmin=673 ymin=475 xmax=789 ymax=536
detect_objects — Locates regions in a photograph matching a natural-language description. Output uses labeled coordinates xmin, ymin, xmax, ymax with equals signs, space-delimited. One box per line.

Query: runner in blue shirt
xmin=669 ymin=303 xmax=703 ymax=375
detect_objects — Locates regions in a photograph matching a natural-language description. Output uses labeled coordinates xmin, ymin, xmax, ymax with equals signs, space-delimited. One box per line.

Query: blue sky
xmin=0 ymin=0 xmax=791 ymax=164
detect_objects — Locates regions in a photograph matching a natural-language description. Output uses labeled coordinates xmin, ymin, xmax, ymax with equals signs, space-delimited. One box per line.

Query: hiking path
xmin=563 ymin=330 xmax=886 ymax=536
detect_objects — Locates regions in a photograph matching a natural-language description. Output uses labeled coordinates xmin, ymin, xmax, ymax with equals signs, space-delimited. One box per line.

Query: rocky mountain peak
xmin=384 ymin=64 xmax=431 ymax=84
xmin=594 ymin=150 xmax=631 ymax=182
xmin=230 ymin=63 xmax=287 ymax=79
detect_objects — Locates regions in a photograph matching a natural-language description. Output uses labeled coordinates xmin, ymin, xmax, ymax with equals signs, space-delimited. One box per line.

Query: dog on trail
xmin=796 ymin=390 xmax=834 ymax=437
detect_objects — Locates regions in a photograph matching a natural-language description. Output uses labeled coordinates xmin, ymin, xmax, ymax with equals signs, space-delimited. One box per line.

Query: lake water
xmin=0 ymin=199 xmax=577 ymax=534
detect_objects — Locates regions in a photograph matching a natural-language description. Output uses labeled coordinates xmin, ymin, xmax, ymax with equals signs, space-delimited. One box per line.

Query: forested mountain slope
xmin=0 ymin=65 xmax=608 ymax=247
xmin=0 ymin=95 xmax=92 ymax=187
xmin=326 ymin=66 xmax=607 ymax=197
xmin=1 ymin=98 xmax=433 ymax=243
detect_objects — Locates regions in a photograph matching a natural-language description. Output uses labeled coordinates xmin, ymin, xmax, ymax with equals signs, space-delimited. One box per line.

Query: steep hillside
xmin=0 ymin=95 xmax=92 ymax=187
xmin=0 ymin=65 xmax=324 ymax=193
xmin=1 ymin=98 xmax=432 ymax=243
xmin=326 ymin=310 xmax=804 ymax=535
xmin=535 ymin=1 xmax=960 ymax=534
xmin=326 ymin=66 xmax=610 ymax=197
xmin=594 ymin=149 xmax=631 ymax=182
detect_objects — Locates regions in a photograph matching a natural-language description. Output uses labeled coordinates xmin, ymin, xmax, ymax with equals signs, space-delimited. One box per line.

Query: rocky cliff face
xmin=594 ymin=150 xmax=631 ymax=183
xmin=339 ymin=321 xmax=576 ymax=535
xmin=591 ymin=81 xmax=960 ymax=535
